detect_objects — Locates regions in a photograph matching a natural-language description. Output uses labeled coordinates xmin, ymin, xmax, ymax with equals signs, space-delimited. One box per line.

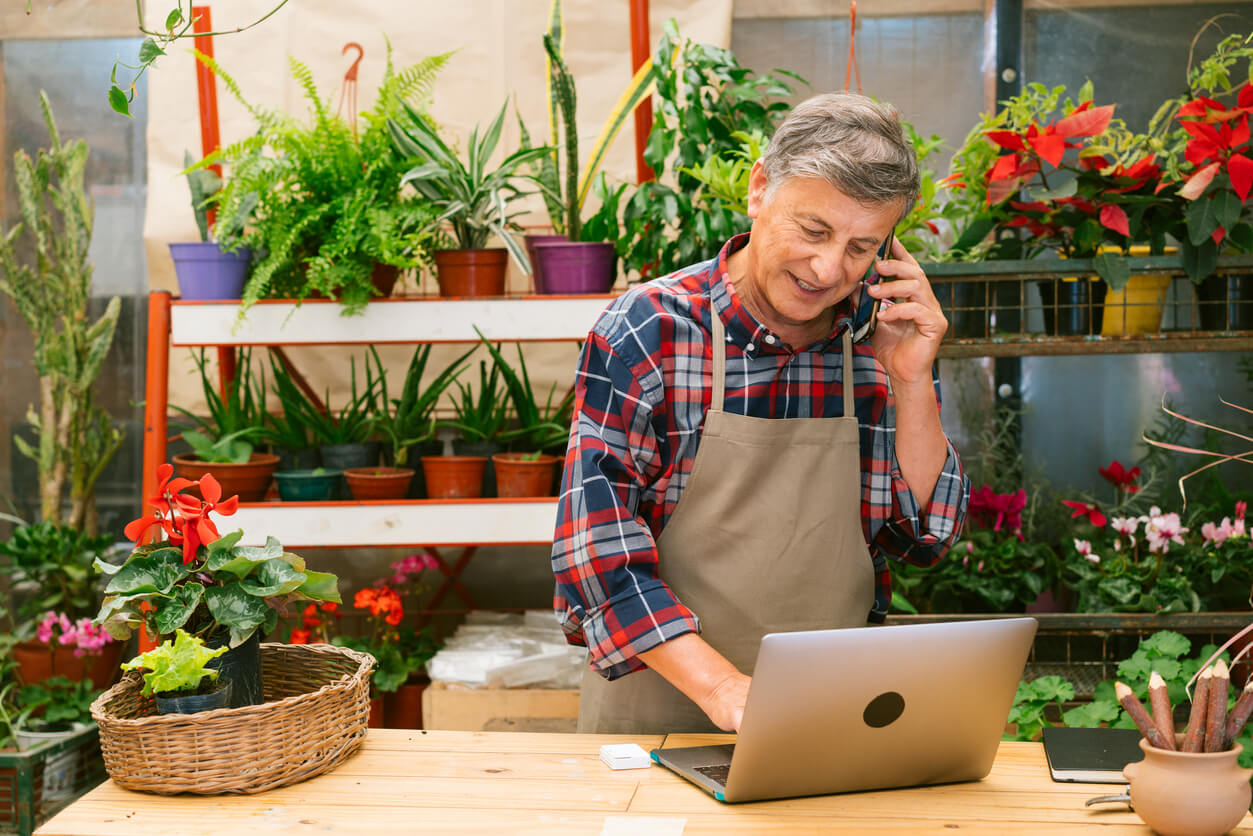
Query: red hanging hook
xmin=843 ymin=1 xmax=862 ymax=94
xmin=337 ymin=42 xmax=364 ymax=136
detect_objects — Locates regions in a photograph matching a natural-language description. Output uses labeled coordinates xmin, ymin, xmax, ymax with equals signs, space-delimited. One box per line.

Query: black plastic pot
xmin=320 ymin=442 xmax=380 ymax=497
xmin=155 ymin=679 xmax=232 ymax=715
xmin=1038 ymin=279 xmax=1106 ymax=336
xmin=206 ymin=631 xmax=263 ymax=708
xmin=274 ymin=446 xmax=320 ymax=472
xmin=1196 ymin=273 xmax=1253 ymax=331
xmin=451 ymin=439 xmax=504 ymax=497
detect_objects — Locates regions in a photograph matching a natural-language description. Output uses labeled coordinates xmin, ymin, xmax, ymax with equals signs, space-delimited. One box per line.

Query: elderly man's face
xmin=738 ymin=160 xmax=901 ymax=346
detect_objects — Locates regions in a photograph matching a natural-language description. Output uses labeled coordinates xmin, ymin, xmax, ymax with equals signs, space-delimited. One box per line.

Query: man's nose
xmin=809 ymin=244 xmax=846 ymax=287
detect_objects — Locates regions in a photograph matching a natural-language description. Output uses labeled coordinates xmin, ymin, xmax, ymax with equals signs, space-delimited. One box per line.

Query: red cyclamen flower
xmin=1062 ymin=500 xmax=1107 ymax=527
xmin=1097 ymin=460 xmax=1141 ymax=494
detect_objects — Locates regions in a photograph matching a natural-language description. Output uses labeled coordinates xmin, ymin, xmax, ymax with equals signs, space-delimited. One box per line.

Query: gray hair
xmin=760 ymin=93 xmax=920 ymax=222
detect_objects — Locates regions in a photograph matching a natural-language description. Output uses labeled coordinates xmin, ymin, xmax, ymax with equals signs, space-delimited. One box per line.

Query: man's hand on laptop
xmin=639 ymin=633 xmax=752 ymax=731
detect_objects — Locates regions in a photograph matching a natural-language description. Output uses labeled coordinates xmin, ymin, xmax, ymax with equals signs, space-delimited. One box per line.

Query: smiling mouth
xmin=790 ymin=272 xmax=823 ymax=294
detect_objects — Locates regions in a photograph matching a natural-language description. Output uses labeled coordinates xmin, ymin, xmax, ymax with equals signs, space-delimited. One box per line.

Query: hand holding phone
xmin=850 ymin=229 xmax=894 ymax=344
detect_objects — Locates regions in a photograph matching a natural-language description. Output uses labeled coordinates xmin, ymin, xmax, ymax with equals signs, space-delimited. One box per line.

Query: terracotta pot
xmin=433 ymin=249 xmax=508 ymax=297
xmin=383 ymin=678 xmax=428 ymax=729
xmin=343 ymin=466 xmax=415 ymax=500
xmin=421 ymin=456 xmax=487 ymax=499
xmin=371 ymin=263 xmax=400 ymax=297
xmin=1123 ymin=735 xmax=1252 ymax=836
xmin=172 ymin=452 xmax=281 ymax=502
xmin=13 ymin=640 xmax=124 ymax=691
xmin=368 ymin=695 xmax=384 ymax=729
xmin=491 ymin=453 xmax=562 ymax=498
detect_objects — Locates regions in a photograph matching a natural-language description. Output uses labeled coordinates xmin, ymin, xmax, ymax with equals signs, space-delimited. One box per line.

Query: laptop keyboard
xmin=694 ymin=763 xmax=732 ymax=787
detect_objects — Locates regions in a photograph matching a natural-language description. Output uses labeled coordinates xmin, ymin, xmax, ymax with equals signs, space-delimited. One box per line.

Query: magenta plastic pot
xmin=169 ymin=242 xmax=251 ymax=300
xmin=533 ymin=241 xmax=615 ymax=294
xmin=524 ymin=234 xmax=568 ymax=293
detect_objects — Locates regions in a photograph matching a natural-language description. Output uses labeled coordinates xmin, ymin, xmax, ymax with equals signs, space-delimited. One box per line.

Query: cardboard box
xmin=422 ymin=681 xmax=580 ymax=732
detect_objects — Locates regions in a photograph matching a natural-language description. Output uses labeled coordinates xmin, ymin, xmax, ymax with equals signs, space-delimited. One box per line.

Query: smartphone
xmin=850 ymin=229 xmax=895 ymax=345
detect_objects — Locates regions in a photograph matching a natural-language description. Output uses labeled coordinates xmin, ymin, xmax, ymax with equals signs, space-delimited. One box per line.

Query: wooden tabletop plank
xmin=36 ymin=731 xmax=1253 ymax=835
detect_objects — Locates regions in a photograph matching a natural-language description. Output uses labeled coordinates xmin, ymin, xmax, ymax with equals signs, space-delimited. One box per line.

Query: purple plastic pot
xmin=168 ymin=242 xmax=251 ymax=300
xmin=532 ymin=241 xmax=616 ymax=295
xmin=523 ymin=234 xmax=568 ymax=293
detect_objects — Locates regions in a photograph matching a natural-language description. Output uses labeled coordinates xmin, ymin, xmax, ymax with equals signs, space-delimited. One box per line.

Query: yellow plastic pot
xmin=1100 ymin=246 xmax=1174 ymax=336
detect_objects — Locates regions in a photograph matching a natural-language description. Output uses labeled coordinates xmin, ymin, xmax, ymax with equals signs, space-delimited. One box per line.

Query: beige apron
xmin=578 ymin=312 xmax=876 ymax=734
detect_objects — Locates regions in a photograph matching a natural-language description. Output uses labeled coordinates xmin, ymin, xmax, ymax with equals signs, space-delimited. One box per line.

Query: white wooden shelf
xmin=212 ymin=499 xmax=560 ymax=549
xmin=170 ymin=295 xmax=616 ymax=346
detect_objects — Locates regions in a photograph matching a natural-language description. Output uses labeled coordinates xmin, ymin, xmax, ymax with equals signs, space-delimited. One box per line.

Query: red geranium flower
xmin=289 ymin=629 xmax=312 ymax=645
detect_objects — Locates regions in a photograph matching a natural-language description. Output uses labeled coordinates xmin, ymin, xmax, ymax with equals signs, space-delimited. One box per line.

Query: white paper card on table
xmin=599 ymin=743 xmax=651 ymax=770
xmin=600 ymin=816 xmax=686 ymax=836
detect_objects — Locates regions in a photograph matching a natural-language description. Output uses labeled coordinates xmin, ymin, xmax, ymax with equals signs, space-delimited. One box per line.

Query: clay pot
xmin=1123 ymin=736 xmax=1252 ymax=836
xmin=368 ymin=695 xmax=384 ymax=729
xmin=421 ymin=456 xmax=487 ymax=499
xmin=343 ymin=467 xmax=415 ymax=500
xmin=433 ymin=249 xmax=508 ymax=297
xmin=13 ymin=640 xmax=124 ymax=691
xmin=172 ymin=452 xmax=281 ymax=502
xmin=491 ymin=452 xmax=562 ymax=498
xmin=383 ymin=678 xmax=428 ymax=729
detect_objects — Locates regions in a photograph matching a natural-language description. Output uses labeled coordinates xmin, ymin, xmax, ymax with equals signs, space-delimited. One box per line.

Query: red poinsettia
xmin=1062 ymin=499 xmax=1107 ymax=528
xmin=985 ymin=101 xmax=1115 ymax=206
xmin=1098 ymin=459 xmax=1142 ymax=494
xmin=1177 ymin=83 xmax=1253 ymax=210
xmin=122 ymin=464 xmax=239 ymax=564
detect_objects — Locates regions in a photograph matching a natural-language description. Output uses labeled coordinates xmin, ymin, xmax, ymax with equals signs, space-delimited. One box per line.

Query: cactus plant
xmin=0 ymin=91 xmax=123 ymax=533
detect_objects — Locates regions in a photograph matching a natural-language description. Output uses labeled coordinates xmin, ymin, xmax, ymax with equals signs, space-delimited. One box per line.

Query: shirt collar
xmin=709 ymin=233 xmax=853 ymax=357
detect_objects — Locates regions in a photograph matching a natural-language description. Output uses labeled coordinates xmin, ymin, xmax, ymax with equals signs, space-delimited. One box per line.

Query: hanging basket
xmin=90 ymin=642 xmax=374 ymax=795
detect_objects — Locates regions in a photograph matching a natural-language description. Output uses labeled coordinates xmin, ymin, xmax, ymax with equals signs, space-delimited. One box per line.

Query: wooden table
xmin=37 ymin=730 xmax=1253 ymax=835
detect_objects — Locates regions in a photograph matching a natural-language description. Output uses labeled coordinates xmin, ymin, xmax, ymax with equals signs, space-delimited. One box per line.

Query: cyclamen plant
xmin=96 ymin=463 xmax=341 ymax=647
xmin=35 ymin=611 xmax=114 ymax=658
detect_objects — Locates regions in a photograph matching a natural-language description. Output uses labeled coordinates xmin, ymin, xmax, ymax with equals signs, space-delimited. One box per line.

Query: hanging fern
xmin=187 ymin=46 xmax=448 ymax=320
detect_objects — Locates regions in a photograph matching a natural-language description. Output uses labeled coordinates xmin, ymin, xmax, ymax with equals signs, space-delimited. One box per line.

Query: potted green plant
xmin=97 ymin=463 xmax=342 ymax=707
xmin=474 ymin=331 xmax=573 ymax=497
xmin=0 ymin=91 xmax=123 ymax=534
xmin=388 ymin=98 xmax=552 ymax=297
xmin=168 ymin=150 xmax=254 ymax=301
xmin=11 ymin=674 xmax=98 ymax=802
xmin=519 ymin=0 xmax=656 ymax=294
xmin=359 ymin=345 xmax=473 ymax=500
xmin=189 ymin=47 xmax=449 ymax=318
xmin=281 ymin=354 xmax=382 ymax=476
xmin=272 ymin=467 xmax=343 ymax=502
xmin=259 ymin=352 xmax=321 ymax=472
xmin=171 ymin=348 xmax=278 ymax=502
xmin=120 ymin=629 xmax=231 ymax=715
xmin=0 ymin=522 xmax=121 ymax=689
xmin=437 ymin=352 xmax=512 ymax=498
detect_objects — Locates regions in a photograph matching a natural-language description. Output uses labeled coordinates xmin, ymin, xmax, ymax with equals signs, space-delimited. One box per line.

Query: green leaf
xmin=105 ymin=548 xmax=188 ymax=595
xmin=108 ymin=85 xmax=131 ymax=117
xmin=1212 ymin=190 xmax=1242 ymax=232
xmin=121 ymin=628 xmax=227 ymax=697
xmin=203 ymin=581 xmax=271 ymax=638
xmin=1093 ymin=252 xmax=1131 ymax=291
xmin=93 ymin=555 xmax=122 ymax=576
xmin=1186 ymin=197 xmax=1219 ymax=246
xmin=152 ymin=582 xmax=204 ymax=634
xmin=1142 ymin=631 xmax=1191 ymax=659
xmin=164 ymin=8 xmax=184 ymax=29
xmin=139 ymin=37 xmax=166 ymax=64
xmin=208 ymin=530 xmax=245 ymax=554
xmin=296 ymin=570 xmax=341 ymax=603
xmin=239 ymin=559 xmax=306 ymax=597
xmin=1062 ymin=700 xmax=1120 ymax=728
xmin=1182 ymin=239 xmax=1218 ymax=284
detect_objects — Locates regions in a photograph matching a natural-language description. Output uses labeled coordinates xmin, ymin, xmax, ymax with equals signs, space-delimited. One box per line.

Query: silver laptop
xmin=651 ymin=617 xmax=1037 ymax=802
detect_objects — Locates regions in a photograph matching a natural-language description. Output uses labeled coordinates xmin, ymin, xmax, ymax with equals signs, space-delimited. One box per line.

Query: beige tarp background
xmin=144 ymin=0 xmax=732 ymax=417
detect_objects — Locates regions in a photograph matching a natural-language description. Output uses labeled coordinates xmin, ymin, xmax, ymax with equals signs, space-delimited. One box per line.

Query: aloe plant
xmin=367 ymin=344 xmax=474 ymax=465
xmin=388 ymin=100 xmax=551 ymax=273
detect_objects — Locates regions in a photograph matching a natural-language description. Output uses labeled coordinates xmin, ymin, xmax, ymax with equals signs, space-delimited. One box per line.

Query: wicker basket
xmin=90 ymin=642 xmax=373 ymax=795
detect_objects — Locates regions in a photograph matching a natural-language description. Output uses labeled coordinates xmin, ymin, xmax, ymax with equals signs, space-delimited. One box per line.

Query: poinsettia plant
xmin=1151 ymin=33 xmax=1253 ymax=282
xmin=94 ymin=463 xmax=341 ymax=647
xmin=956 ymin=81 xmax=1182 ymax=288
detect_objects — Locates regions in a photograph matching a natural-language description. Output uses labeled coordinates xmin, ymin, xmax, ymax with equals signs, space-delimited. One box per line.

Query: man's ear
xmin=746 ymin=159 xmax=768 ymax=220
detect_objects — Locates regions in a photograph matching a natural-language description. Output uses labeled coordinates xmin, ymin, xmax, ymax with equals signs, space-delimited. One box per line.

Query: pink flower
xmin=1237 ymin=501 xmax=1247 ymax=521
xmin=1073 ymin=539 xmax=1092 ymax=556
xmin=976 ymin=561 xmax=985 ymax=572
xmin=1145 ymin=509 xmax=1188 ymax=553
xmin=1111 ymin=516 xmax=1139 ymax=537
xmin=1085 ymin=553 xmax=1101 ymax=564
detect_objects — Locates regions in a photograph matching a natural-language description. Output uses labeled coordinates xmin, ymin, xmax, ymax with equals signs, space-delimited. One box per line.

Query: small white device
xmin=600 ymin=743 xmax=651 ymax=770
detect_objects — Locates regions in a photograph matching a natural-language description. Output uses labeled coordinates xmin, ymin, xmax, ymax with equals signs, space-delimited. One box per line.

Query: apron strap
xmin=842 ymin=329 xmax=854 ymax=418
xmin=711 ymin=308 xmax=726 ymax=411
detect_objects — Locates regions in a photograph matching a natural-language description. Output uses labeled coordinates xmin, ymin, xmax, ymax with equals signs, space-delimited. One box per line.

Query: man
xmin=551 ymin=92 xmax=969 ymax=735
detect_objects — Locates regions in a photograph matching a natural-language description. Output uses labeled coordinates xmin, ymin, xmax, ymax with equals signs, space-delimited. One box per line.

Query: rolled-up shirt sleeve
xmin=874 ymin=438 xmax=968 ymax=567
xmin=552 ymin=332 xmax=700 ymax=680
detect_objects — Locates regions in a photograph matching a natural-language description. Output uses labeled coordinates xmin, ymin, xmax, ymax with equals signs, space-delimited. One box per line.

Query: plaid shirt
xmin=552 ymin=234 xmax=969 ymax=680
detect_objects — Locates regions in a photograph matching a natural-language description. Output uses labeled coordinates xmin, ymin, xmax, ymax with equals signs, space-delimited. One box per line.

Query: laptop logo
xmin=863 ymin=691 xmax=905 ymax=727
